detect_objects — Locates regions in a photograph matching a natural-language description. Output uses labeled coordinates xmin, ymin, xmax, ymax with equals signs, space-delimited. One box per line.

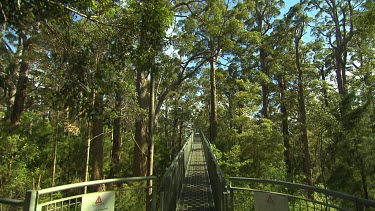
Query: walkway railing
xmin=2 ymin=129 xmax=375 ymax=211
xmin=0 ymin=197 xmax=24 ymax=210
xmin=200 ymin=131 xmax=227 ymax=211
xmin=159 ymin=132 xmax=194 ymax=211
xmin=228 ymin=177 xmax=375 ymax=211
xmin=0 ymin=176 xmax=156 ymax=211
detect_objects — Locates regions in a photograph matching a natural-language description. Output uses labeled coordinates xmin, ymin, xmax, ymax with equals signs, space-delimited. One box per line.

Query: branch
xmin=46 ymin=0 xmax=111 ymax=26
xmin=173 ymin=0 xmax=205 ymax=10
xmin=0 ymin=2 xmax=7 ymax=31
xmin=155 ymin=56 xmax=209 ymax=117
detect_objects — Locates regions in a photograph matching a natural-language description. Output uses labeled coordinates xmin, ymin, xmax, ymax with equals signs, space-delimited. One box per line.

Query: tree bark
xmin=260 ymin=46 xmax=270 ymax=119
xmin=91 ymin=93 xmax=104 ymax=188
xmin=10 ymin=32 xmax=31 ymax=126
xmin=109 ymin=92 xmax=122 ymax=178
xmin=295 ymin=34 xmax=313 ymax=188
xmin=84 ymin=121 xmax=91 ymax=194
xmin=133 ymin=70 xmax=149 ymax=176
xmin=257 ymin=14 xmax=270 ymax=119
xmin=278 ymin=77 xmax=293 ymax=182
xmin=4 ymin=58 xmax=19 ymax=121
xmin=209 ymin=58 xmax=218 ymax=143
xmin=319 ymin=66 xmax=329 ymax=107
xmin=147 ymin=68 xmax=156 ymax=210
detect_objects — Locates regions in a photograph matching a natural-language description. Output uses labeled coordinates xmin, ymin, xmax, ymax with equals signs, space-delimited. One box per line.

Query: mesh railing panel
xmin=200 ymin=131 xmax=227 ymax=211
xmin=159 ymin=132 xmax=194 ymax=211
xmin=228 ymin=177 xmax=375 ymax=211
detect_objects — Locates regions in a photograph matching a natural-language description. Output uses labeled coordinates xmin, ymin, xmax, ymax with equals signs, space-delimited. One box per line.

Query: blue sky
xmin=281 ymin=0 xmax=301 ymax=16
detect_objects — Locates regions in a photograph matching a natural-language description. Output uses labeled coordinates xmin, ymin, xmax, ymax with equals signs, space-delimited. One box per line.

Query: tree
xmin=292 ymin=3 xmax=313 ymax=187
xmin=244 ymin=0 xmax=285 ymax=119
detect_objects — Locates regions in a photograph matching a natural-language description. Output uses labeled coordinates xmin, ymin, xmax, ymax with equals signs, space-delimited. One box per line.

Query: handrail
xmin=38 ymin=176 xmax=156 ymax=195
xmin=0 ymin=198 xmax=24 ymax=206
xmin=200 ymin=130 xmax=227 ymax=211
xmin=229 ymin=177 xmax=375 ymax=207
xmin=159 ymin=132 xmax=194 ymax=211
xmin=229 ymin=177 xmax=375 ymax=210
xmin=23 ymin=176 xmax=157 ymax=211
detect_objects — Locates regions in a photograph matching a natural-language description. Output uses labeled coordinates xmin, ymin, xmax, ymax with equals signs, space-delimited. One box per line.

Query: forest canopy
xmin=0 ymin=0 xmax=374 ymax=201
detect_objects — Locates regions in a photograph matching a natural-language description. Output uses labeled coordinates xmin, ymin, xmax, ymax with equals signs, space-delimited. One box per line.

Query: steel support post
xmin=23 ymin=190 xmax=37 ymax=211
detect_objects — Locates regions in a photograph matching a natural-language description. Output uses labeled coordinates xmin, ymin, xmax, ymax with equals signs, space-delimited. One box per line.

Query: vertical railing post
xmin=23 ymin=190 xmax=37 ymax=211
xmin=230 ymin=188 xmax=234 ymax=211
xmin=159 ymin=191 xmax=164 ymax=211
xmin=355 ymin=199 xmax=363 ymax=211
xmin=152 ymin=183 xmax=157 ymax=211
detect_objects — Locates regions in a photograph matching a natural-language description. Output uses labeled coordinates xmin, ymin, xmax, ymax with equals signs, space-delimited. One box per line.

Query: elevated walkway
xmin=2 ymin=131 xmax=375 ymax=211
xmin=177 ymin=135 xmax=215 ymax=210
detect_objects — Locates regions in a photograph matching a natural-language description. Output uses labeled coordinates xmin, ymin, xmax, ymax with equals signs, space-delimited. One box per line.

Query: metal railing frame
xmin=22 ymin=176 xmax=157 ymax=211
xmin=0 ymin=198 xmax=24 ymax=210
xmin=200 ymin=130 xmax=227 ymax=211
xmin=228 ymin=177 xmax=375 ymax=211
xmin=3 ymin=130 xmax=375 ymax=211
xmin=159 ymin=132 xmax=194 ymax=211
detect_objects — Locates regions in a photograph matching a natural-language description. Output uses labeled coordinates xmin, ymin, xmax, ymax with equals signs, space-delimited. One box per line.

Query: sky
xmin=281 ymin=0 xmax=301 ymax=16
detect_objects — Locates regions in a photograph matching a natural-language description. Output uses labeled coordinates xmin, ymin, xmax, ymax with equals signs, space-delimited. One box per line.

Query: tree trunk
xmin=295 ymin=36 xmax=313 ymax=188
xmin=171 ymin=100 xmax=178 ymax=157
xmin=91 ymin=93 xmax=104 ymax=190
xmin=52 ymin=112 xmax=59 ymax=187
xmin=178 ymin=108 xmax=183 ymax=150
xmin=133 ymin=71 xmax=149 ymax=176
xmin=5 ymin=59 xmax=19 ymax=121
xmin=84 ymin=121 xmax=91 ymax=194
xmin=257 ymin=15 xmax=270 ymax=119
xmin=260 ymin=46 xmax=270 ymax=119
xmin=109 ymin=92 xmax=122 ymax=178
xmin=147 ymin=68 xmax=156 ymax=210
xmin=10 ymin=32 xmax=31 ymax=126
xmin=278 ymin=77 xmax=293 ymax=182
xmin=209 ymin=58 xmax=218 ymax=143
xmin=319 ymin=66 xmax=329 ymax=107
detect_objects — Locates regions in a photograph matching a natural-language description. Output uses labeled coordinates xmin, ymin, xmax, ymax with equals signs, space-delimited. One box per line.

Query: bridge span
xmin=1 ymin=131 xmax=375 ymax=210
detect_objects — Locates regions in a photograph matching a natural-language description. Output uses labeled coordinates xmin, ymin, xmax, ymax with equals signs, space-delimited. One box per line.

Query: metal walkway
xmin=3 ymin=131 xmax=375 ymax=211
xmin=177 ymin=136 xmax=215 ymax=211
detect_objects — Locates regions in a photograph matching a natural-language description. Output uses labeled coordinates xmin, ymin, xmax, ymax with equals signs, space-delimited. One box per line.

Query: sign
xmin=254 ymin=191 xmax=289 ymax=211
xmin=82 ymin=191 xmax=115 ymax=211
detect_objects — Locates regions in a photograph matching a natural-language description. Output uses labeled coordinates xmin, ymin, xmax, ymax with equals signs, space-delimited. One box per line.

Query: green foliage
xmin=215 ymin=119 xmax=285 ymax=180
xmin=0 ymin=0 xmax=374 ymax=204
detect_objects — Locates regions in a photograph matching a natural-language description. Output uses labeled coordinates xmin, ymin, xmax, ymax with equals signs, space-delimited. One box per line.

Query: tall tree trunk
xmin=295 ymin=36 xmax=313 ymax=188
xmin=52 ymin=112 xmax=59 ymax=187
xmin=257 ymin=15 xmax=270 ymax=119
xmin=178 ymin=107 xmax=183 ymax=150
xmin=84 ymin=121 xmax=91 ymax=194
xmin=10 ymin=32 xmax=31 ymax=126
xmin=133 ymin=71 xmax=148 ymax=176
xmin=109 ymin=92 xmax=122 ymax=178
xmin=5 ymin=58 xmax=19 ymax=121
xmin=147 ymin=71 xmax=155 ymax=177
xmin=278 ymin=77 xmax=293 ymax=182
xmin=147 ymin=68 xmax=155 ymax=211
xmin=209 ymin=58 xmax=218 ymax=143
xmin=91 ymin=93 xmax=104 ymax=188
xmin=328 ymin=0 xmax=354 ymax=96
xmin=319 ymin=66 xmax=329 ymax=108
xmin=260 ymin=46 xmax=270 ymax=119
xmin=171 ymin=100 xmax=178 ymax=157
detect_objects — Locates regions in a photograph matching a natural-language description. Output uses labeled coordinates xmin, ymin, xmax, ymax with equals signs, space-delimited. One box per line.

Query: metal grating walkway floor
xmin=177 ymin=136 xmax=215 ymax=211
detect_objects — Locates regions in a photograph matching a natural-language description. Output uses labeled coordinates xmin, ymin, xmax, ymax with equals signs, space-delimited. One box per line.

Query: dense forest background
xmin=1 ymin=0 xmax=374 ymax=201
